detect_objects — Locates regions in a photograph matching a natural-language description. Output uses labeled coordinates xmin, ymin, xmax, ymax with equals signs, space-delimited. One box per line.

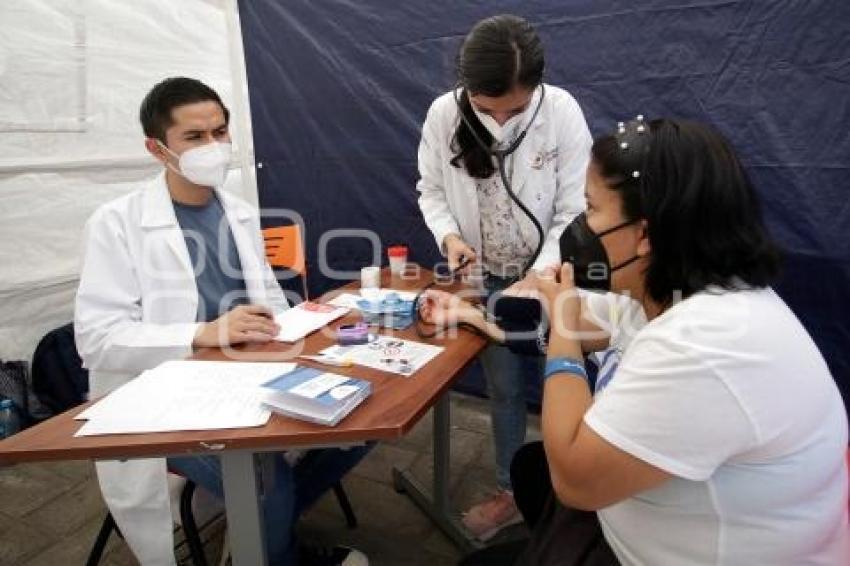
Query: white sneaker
xmin=299 ymin=544 xmax=369 ymax=566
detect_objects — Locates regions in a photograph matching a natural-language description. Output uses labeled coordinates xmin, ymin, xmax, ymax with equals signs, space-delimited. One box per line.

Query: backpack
xmin=31 ymin=323 xmax=89 ymax=414
xmin=0 ymin=360 xmax=34 ymax=428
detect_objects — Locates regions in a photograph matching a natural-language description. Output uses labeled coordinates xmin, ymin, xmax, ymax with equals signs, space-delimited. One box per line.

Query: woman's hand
xmin=419 ymin=290 xmax=477 ymax=328
xmin=420 ymin=290 xmax=508 ymax=343
xmin=503 ymin=270 xmax=539 ymax=297
xmin=443 ymin=234 xmax=477 ymax=274
xmin=503 ymin=264 xmax=561 ymax=297
xmin=530 ymin=263 xmax=582 ymax=337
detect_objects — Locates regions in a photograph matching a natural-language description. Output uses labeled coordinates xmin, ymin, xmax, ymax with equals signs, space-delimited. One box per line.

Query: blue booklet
xmin=261 ymin=367 xmax=371 ymax=426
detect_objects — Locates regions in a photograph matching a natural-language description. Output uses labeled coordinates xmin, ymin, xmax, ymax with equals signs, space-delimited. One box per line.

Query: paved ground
xmin=0 ymin=393 xmax=539 ymax=565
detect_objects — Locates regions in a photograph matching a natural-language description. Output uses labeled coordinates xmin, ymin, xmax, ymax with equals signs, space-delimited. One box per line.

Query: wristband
xmin=544 ymin=357 xmax=588 ymax=383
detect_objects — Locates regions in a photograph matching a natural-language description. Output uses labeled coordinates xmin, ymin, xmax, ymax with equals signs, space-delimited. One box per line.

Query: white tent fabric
xmin=0 ymin=0 xmax=257 ymax=364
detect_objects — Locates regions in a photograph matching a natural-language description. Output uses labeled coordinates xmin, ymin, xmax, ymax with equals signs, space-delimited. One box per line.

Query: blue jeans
xmin=167 ymin=444 xmax=371 ymax=565
xmin=480 ymin=275 xmax=544 ymax=490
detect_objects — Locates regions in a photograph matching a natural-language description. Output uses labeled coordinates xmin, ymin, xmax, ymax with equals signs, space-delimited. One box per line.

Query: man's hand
xmin=193 ymin=304 xmax=281 ymax=347
xmin=443 ymin=234 xmax=477 ymax=273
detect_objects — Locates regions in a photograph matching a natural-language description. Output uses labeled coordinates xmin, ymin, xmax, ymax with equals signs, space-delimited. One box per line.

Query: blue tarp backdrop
xmin=239 ymin=1 xmax=850 ymax=405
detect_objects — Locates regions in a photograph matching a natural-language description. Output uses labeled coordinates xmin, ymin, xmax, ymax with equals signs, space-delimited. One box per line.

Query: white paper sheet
xmin=75 ymin=361 xmax=296 ymax=436
xmin=288 ymin=373 xmax=349 ymax=399
xmin=274 ymin=302 xmax=348 ymax=342
xmin=320 ymin=336 xmax=443 ymax=377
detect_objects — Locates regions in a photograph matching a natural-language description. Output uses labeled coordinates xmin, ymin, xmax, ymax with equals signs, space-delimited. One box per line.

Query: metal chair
xmin=86 ymin=478 xmax=208 ymax=566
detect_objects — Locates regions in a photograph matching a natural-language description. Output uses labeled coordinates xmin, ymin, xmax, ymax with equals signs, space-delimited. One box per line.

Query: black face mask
xmin=559 ymin=212 xmax=640 ymax=292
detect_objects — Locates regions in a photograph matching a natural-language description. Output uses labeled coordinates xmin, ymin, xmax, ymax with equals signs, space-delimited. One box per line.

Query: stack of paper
xmin=262 ymin=367 xmax=371 ymax=426
xmin=75 ymin=361 xmax=296 ymax=436
xmin=275 ymin=302 xmax=349 ymax=342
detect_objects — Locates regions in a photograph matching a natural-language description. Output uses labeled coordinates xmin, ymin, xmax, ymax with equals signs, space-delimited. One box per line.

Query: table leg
xmin=221 ymin=451 xmax=268 ymax=565
xmin=392 ymin=394 xmax=482 ymax=552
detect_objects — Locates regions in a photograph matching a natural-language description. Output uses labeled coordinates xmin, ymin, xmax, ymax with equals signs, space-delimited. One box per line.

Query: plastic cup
xmin=361 ymin=266 xmax=381 ymax=290
xmin=388 ymin=245 xmax=408 ymax=275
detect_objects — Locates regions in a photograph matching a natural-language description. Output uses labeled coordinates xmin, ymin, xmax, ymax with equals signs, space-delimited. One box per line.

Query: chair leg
xmin=86 ymin=513 xmax=116 ymax=566
xmin=180 ymin=480 xmax=209 ymax=566
xmin=218 ymin=529 xmax=230 ymax=566
xmin=333 ymin=482 xmax=358 ymax=529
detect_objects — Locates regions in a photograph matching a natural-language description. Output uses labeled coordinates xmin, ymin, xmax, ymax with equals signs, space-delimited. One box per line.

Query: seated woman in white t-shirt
xmin=420 ymin=117 xmax=849 ymax=565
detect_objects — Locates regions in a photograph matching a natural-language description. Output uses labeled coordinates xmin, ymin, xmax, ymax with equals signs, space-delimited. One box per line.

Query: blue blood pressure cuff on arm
xmin=487 ymin=292 xmax=549 ymax=356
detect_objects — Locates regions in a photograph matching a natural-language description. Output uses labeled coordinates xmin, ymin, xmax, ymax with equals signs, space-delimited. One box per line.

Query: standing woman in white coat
xmin=75 ymin=78 xmax=368 ymax=566
xmin=416 ymin=14 xmax=591 ymax=539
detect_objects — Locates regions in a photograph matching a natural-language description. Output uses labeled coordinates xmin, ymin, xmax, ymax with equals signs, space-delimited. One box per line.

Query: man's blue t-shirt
xmin=173 ymin=195 xmax=249 ymax=322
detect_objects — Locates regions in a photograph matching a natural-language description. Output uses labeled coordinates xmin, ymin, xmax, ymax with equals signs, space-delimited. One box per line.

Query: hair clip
xmin=632 ymin=171 xmax=641 ymax=178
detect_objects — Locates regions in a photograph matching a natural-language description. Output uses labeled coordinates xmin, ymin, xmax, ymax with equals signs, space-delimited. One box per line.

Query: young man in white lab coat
xmin=75 ymin=77 xmax=368 ymax=566
xmin=416 ymin=16 xmax=591 ymax=539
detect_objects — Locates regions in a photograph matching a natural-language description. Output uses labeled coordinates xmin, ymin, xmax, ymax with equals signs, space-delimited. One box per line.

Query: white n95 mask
xmin=472 ymin=109 xmax=524 ymax=145
xmin=158 ymin=140 xmax=232 ymax=187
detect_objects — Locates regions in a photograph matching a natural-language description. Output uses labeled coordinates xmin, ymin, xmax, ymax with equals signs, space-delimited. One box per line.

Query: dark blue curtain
xmin=240 ymin=0 xmax=850 ymax=405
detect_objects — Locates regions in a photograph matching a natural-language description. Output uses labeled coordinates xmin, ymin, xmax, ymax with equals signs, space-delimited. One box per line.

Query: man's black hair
xmin=139 ymin=77 xmax=230 ymax=143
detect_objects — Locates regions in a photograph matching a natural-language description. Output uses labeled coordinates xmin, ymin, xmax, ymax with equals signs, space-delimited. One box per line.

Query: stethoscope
xmin=452 ymin=83 xmax=547 ymax=277
xmin=413 ymin=85 xmax=547 ymax=338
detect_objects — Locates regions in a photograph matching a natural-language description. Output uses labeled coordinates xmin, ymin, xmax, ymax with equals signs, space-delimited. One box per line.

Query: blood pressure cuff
xmin=487 ymin=292 xmax=549 ymax=357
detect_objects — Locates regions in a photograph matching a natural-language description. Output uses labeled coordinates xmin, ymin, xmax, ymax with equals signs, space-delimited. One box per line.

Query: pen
xmin=298 ymin=355 xmax=353 ymax=367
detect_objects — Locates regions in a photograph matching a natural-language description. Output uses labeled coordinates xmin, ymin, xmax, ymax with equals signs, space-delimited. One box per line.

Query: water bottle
xmin=0 ymin=399 xmax=21 ymax=439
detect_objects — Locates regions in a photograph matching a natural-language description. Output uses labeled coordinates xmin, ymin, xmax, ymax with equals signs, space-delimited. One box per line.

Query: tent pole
xmin=224 ymin=0 xmax=260 ymax=210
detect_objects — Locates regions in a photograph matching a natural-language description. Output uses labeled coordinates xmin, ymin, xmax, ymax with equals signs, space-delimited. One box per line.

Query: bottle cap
xmin=388 ymin=245 xmax=408 ymax=258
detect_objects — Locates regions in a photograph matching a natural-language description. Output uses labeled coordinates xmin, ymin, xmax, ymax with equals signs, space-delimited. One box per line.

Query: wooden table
xmin=0 ymin=267 xmax=487 ymax=564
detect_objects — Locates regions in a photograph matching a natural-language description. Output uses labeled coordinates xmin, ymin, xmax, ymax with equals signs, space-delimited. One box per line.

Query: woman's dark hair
xmin=592 ymin=118 xmax=780 ymax=306
xmin=450 ymin=15 xmax=544 ymax=179
xmin=140 ymin=77 xmax=230 ymax=143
